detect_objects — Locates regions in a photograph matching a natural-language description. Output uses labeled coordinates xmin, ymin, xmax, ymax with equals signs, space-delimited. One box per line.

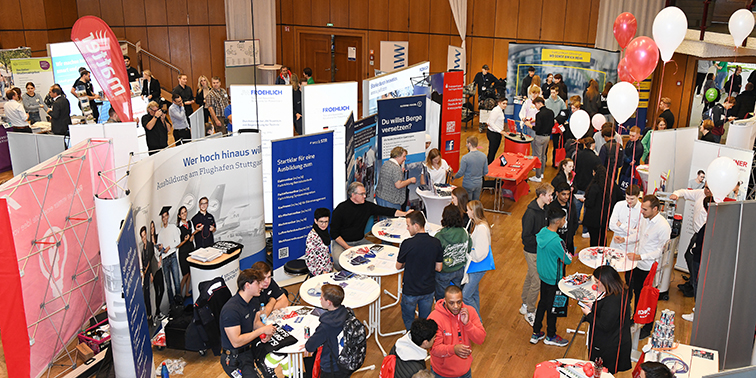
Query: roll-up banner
xmin=447 ymin=45 xmax=465 ymax=72
xmin=350 ymin=114 xmax=378 ymax=201
xmin=48 ymin=42 xmax=103 ymax=117
xmin=302 ymin=82 xmax=357 ymax=207
xmin=128 ymin=134 xmax=266 ymax=270
xmin=380 ymin=41 xmax=408 ymax=72
xmin=71 ymin=16 xmax=133 ymax=123
xmin=271 ymin=132 xmax=333 ymax=281
xmin=377 ymin=95 xmax=426 ymax=205
xmin=10 ymin=58 xmax=55 ymax=122
xmin=345 ymin=113 xmax=356 ymax=190
xmin=230 ymin=85 xmax=293 ymax=224
xmin=429 ymin=71 xmax=464 ymax=172
xmin=363 ymin=61 xmax=430 ymax=117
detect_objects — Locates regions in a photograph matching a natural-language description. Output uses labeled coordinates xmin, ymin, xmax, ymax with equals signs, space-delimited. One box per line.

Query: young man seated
xmin=250 ymin=261 xmax=290 ymax=320
xmin=385 ymin=318 xmax=438 ymax=378
xmin=305 ymin=284 xmax=354 ymax=377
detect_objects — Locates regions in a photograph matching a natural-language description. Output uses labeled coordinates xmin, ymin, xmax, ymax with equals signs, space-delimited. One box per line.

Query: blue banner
xmin=271 ymin=132 xmax=334 ymax=272
xmin=116 ymin=207 xmax=153 ymax=378
xmin=345 ymin=112 xmax=356 ymax=192
xmin=350 ymin=114 xmax=378 ymax=201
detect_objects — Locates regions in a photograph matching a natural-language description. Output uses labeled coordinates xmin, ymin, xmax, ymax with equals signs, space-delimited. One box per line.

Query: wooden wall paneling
xmin=388 ymin=0 xmax=409 ymax=32
xmin=75 ymin=0 xmax=100 ymax=18
xmin=494 ymin=0 xmax=519 ymax=39
xmin=21 ymin=0 xmax=49 ymax=29
xmin=292 ymin=0 xmax=312 ymax=26
xmin=465 ymin=0 xmax=475 ymax=37
xmin=276 ymin=26 xmax=283 ymax=67
xmin=428 ymin=0 xmax=452 ymax=35
xmin=24 ymin=31 xmax=49 ymax=53
xmin=349 ymin=0 xmax=369 ymax=30
xmin=122 ymin=0 xmax=146 ymax=26
xmin=61 ymin=0 xmax=80 ymax=27
xmin=110 ymin=27 xmax=125 ymax=40
xmin=100 ymin=0 xmax=125 ymax=27
xmin=368 ymin=0 xmax=389 ymax=30
xmin=207 ymin=0 xmax=226 ymax=25
xmin=516 ymin=0 xmax=543 ymax=41
xmin=388 ymin=32 xmax=409 ymax=43
xmin=280 ymin=26 xmax=296 ymax=69
xmin=0 ymin=31 xmax=26 ymax=49
xmin=144 ymin=0 xmax=168 ymax=26
xmin=368 ymin=30 xmax=387 ymax=73
xmin=275 ymin=0 xmax=282 ymax=24
xmin=166 ymin=0 xmax=189 ymax=26
xmin=145 ymin=27 xmax=171 ymax=89
xmin=44 ymin=0 xmax=64 ymax=30
xmin=492 ymin=38 xmax=510 ymax=80
xmin=539 ymin=0 xmax=566 ymax=42
xmin=471 ymin=0 xmax=496 ymax=38
xmin=124 ymin=26 xmax=149 ymax=69
xmin=407 ymin=33 xmax=429 ymax=69
xmin=46 ymin=29 xmax=70 ymax=46
xmin=464 ymin=37 xmax=474 ymax=83
xmin=1 ymin=1 xmax=23 ymax=29
xmin=408 ymin=0 xmax=430 ymax=34
xmin=470 ymin=37 xmax=493 ymax=81
xmin=311 ymin=0 xmax=330 ymax=26
xmin=189 ymin=26 xmax=212 ymax=85
xmin=208 ymin=26 xmax=227 ymax=82
xmin=587 ymin=0 xmax=601 ymax=44
xmin=279 ymin=0 xmax=294 ymax=25
xmin=330 ymin=0 xmax=349 ymax=28
xmin=428 ymin=34 xmax=450 ymax=74
xmin=563 ymin=0 xmax=591 ymax=44
xmin=187 ymin=0 xmax=209 ymax=25
xmin=679 ymin=54 xmax=698 ymax=128
xmin=168 ymin=27 xmax=191 ymax=86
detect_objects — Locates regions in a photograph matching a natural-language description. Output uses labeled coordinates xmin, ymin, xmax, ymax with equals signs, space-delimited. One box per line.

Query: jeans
xmin=376 ymin=197 xmax=401 ymax=210
xmin=401 ymin=293 xmax=434 ymax=330
xmin=574 ymin=190 xmax=585 ymax=227
xmin=433 ymin=368 xmax=472 ymax=378
xmin=712 ymin=133 xmax=722 ymax=143
xmin=533 ymin=280 xmax=558 ymax=337
xmin=435 ymin=269 xmax=464 ymax=301
xmin=521 ymin=251 xmax=540 ymax=313
xmin=531 ymin=135 xmax=551 ymax=177
xmin=715 ymin=70 xmax=727 ymax=89
xmin=163 ymin=253 xmax=182 ymax=305
xmin=463 ymin=185 xmax=481 ymax=201
xmin=462 ymin=271 xmax=485 ymax=320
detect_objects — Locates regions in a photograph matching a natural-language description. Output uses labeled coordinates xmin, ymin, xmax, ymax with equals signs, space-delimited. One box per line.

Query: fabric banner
xmin=127 ymin=134 xmax=266 ymax=271
xmin=71 ymin=16 xmax=133 ymax=123
xmin=271 ymin=132 xmax=333 ymax=281
xmin=380 ymin=41 xmax=408 ymax=73
xmin=0 ymin=139 xmax=114 ymax=378
xmin=377 ymin=95 xmax=426 ymax=205
xmin=447 ymin=45 xmax=465 ymax=72
xmin=362 ymin=61 xmax=430 ymax=116
xmin=430 ymin=71 xmax=464 ymax=172
xmin=350 ymin=114 xmax=378 ymax=201
xmin=230 ymin=85 xmax=293 ymax=224
xmin=345 ymin=112 xmax=355 ymax=192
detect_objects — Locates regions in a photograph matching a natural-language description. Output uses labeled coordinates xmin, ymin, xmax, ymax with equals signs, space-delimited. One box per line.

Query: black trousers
xmin=695 ymin=72 xmax=707 ymax=95
xmin=625 ymin=268 xmax=650 ymax=312
xmin=173 ymin=128 xmax=192 ymax=145
xmin=143 ymin=274 xmax=152 ymax=318
xmin=551 ymin=133 xmax=562 ymax=166
xmin=486 ymin=128 xmax=502 ymax=164
xmin=533 ymin=280 xmax=558 ymax=337
xmin=153 ymin=269 xmax=165 ymax=317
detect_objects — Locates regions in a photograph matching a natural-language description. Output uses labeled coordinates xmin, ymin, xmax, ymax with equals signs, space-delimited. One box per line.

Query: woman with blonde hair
xmin=421 ymin=148 xmax=452 ymax=185
xmin=195 ymin=75 xmax=211 ymax=123
xmin=141 ymin=70 xmax=161 ymax=103
xmin=462 ymin=200 xmax=494 ymax=320
xmin=519 ymin=85 xmax=543 ymax=136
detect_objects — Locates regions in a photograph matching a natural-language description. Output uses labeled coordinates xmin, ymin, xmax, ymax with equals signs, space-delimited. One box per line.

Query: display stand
xmin=503 ymin=133 xmax=533 ymax=155
xmin=187 ymin=249 xmax=241 ymax=303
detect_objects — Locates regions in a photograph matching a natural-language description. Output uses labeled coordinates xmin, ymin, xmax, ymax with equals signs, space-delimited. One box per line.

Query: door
xmin=334 ymin=36 xmax=362 ymax=83
xmin=299 ymin=33 xmax=331 ymax=84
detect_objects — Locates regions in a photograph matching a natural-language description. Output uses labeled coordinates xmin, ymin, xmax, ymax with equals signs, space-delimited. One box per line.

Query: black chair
xmin=284 ymin=259 xmax=311 ymax=305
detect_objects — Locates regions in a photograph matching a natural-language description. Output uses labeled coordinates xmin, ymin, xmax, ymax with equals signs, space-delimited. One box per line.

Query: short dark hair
xmin=497 ymin=95 xmax=507 ymax=103
xmin=303 ymin=67 xmax=313 ymax=77
xmin=237 ymin=268 xmax=265 ymax=291
xmin=321 ymin=284 xmax=344 ymax=307
xmin=554 ymin=182 xmax=571 ymax=193
xmin=441 ymin=204 xmax=464 ymax=228
xmin=124 ymin=55 xmax=131 ymax=60
xmin=533 ymin=96 xmax=545 ymax=105
xmin=445 ymin=285 xmax=462 ymax=295
xmin=406 ymin=211 xmax=426 ymax=228
xmin=640 ymin=362 xmax=674 ymax=378
xmin=172 ymin=93 xmax=182 ymax=101
xmin=626 ymin=184 xmax=641 ymax=196
xmin=554 ymin=73 xmax=563 ymax=80
xmin=108 ymin=107 xmax=116 ymax=116
xmin=481 ymin=64 xmax=489 ymax=70
xmin=528 ymin=66 xmax=535 ymax=72
xmin=139 ymin=226 xmax=147 ymax=236
xmin=547 ymin=207 xmax=565 ymax=225
xmin=601 ymin=125 xmax=614 ymax=138
xmin=697 ymin=170 xmax=705 ymax=176
xmin=251 ymin=261 xmax=272 ymax=274
xmin=466 ymin=135 xmax=478 ymax=147
xmin=314 ymin=207 xmax=330 ymax=220
xmin=52 ymin=87 xmax=64 ymax=96
xmin=643 ymin=194 xmax=660 ymax=210
xmin=409 ymin=318 xmax=438 ymax=347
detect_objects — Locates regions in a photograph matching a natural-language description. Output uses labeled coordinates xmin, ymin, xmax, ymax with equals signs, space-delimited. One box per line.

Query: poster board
xmin=10 ymin=58 xmax=55 ymax=121
xmin=349 ymin=114 xmax=378 ymax=200
xmin=47 ymin=42 xmax=105 ymax=116
xmin=224 ymin=39 xmax=260 ymax=67
xmin=646 ymin=127 xmax=698 ymax=194
xmin=362 ymin=61 xmax=430 ymax=117
xmin=380 ymin=41 xmax=408 ymax=72
xmin=447 ymin=45 xmax=465 ymax=72
xmin=0 ymin=47 xmax=31 ymax=93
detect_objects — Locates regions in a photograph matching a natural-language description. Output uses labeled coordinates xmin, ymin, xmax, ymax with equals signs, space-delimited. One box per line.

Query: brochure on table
xmin=271 ymin=132 xmax=333 ymax=282
xmin=230 ymin=85 xmax=293 ymax=224
xmin=363 ymin=61 xmax=430 ymax=116
xmin=302 ymin=81 xmax=357 ymax=207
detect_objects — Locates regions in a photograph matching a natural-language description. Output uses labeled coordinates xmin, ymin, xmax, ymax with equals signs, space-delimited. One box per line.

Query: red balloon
xmin=613 ymin=12 xmax=638 ymax=49
xmin=625 ymin=37 xmax=659 ymax=82
xmin=617 ymin=57 xmax=636 ymax=83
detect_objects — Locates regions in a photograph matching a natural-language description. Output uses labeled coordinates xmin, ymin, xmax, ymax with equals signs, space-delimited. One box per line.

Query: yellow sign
xmin=639 ymin=91 xmax=650 ymax=100
xmin=639 ymin=81 xmax=652 ymax=90
xmin=541 ymin=49 xmax=591 ymax=62
xmin=10 ymin=58 xmax=52 ymax=74
xmin=638 ymin=100 xmax=649 ymax=108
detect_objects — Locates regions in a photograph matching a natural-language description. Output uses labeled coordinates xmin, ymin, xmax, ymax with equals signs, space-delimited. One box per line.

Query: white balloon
xmin=591 ymin=114 xmax=606 ymax=131
xmin=653 ymin=6 xmax=688 ymax=62
xmin=607 ymin=82 xmax=639 ymax=125
xmin=569 ymin=110 xmax=590 ymax=139
xmin=729 ymin=9 xmax=755 ymax=46
xmin=706 ymin=157 xmax=740 ymax=202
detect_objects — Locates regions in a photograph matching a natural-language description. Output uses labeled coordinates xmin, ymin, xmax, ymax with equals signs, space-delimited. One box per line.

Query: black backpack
xmin=336 ymin=308 xmax=367 ymax=371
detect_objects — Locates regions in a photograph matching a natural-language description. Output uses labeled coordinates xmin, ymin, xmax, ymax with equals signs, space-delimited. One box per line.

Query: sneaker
xmin=524 ymin=312 xmax=535 ymax=326
xmin=682 ymin=312 xmax=695 ymax=322
xmin=530 ymin=332 xmax=545 ymax=344
xmin=582 ymin=232 xmax=590 ymax=239
xmin=529 ymin=176 xmax=542 ymax=182
xmin=519 ymin=304 xmax=528 ymax=315
xmin=544 ymin=334 xmax=569 ymax=347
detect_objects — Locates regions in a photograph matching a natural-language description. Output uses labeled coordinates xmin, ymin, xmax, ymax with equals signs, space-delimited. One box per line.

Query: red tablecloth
xmin=486 ymin=152 xmax=541 ymax=202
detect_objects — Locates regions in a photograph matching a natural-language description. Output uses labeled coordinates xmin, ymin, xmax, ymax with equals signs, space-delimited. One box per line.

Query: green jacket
xmin=433 ymin=227 xmax=471 ymax=273
xmin=536 ymin=227 xmax=573 ymax=285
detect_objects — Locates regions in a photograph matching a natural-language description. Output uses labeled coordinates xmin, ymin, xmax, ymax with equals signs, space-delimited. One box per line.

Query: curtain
xmin=225 ymin=0 xmax=277 ymax=81
xmin=448 ymin=0 xmax=467 ymax=72
xmin=595 ymin=0 xmax=665 ymax=51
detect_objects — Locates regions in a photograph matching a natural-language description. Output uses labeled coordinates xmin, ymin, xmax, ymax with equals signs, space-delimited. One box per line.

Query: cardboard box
xmin=76 ymin=342 xmax=94 ymax=362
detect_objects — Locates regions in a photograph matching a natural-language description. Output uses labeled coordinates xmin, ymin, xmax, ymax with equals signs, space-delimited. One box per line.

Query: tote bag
xmin=633 ymin=262 xmax=659 ymax=324
xmin=467 ymin=246 xmax=495 ymax=274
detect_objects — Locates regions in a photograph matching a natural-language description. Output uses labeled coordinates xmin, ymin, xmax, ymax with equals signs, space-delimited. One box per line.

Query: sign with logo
xmin=541 ymin=49 xmax=592 ymax=62
xmin=380 ymin=41 xmax=408 ymax=72
xmin=10 ymin=58 xmax=55 ymax=102
xmin=430 ymin=71 xmax=464 ymax=172
xmin=447 ymin=45 xmax=465 ymax=72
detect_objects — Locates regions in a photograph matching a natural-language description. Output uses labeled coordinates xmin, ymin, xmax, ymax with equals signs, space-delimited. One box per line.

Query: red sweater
xmin=427 ymin=299 xmax=486 ymax=377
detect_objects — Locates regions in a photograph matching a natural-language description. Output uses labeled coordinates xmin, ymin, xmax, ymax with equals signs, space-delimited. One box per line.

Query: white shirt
xmin=4 ymin=100 xmax=28 ymax=126
xmin=463 ymin=223 xmax=491 ymax=285
xmin=672 ymin=188 xmax=708 ymax=232
xmin=487 ymin=105 xmax=506 ymax=133
xmin=157 ymin=223 xmax=181 ymax=258
xmin=519 ymin=98 xmax=538 ymax=122
xmin=608 ymin=200 xmax=642 ymax=251
xmin=424 ymin=159 xmax=450 ymax=185
xmin=636 ymin=213 xmax=671 ymax=271
xmin=169 ymin=103 xmax=190 ymax=130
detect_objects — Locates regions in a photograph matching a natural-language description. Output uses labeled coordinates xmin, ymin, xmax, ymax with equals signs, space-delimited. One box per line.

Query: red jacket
xmin=427 ymin=299 xmax=486 ymax=377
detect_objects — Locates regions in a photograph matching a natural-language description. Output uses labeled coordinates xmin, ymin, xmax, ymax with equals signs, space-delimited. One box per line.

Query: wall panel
xmin=168 ymin=27 xmax=191 ymax=87
xmin=563 ymin=0 xmax=591 ymax=44
xmin=100 ymin=0 xmax=125 ymax=26
xmin=280 ymin=0 xmax=294 ymax=25
xmin=122 ymin=0 xmax=146 ymax=26
xmin=408 ymin=0 xmax=430 ymax=34
xmin=494 ymin=0 xmax=519 ymax=39
xmin=428 ymin=35 xmax=450 ymax=74
xmin=144 ymin=0 xmax=168 ymax=26
xmin=187 ymin=0 xmax=209 ymax=25
xmin=311 ymin=0 xmax=330 ymax=26
xmin=75 ymin=0 xmax=100 ymax=18
xmin=189 ymin=26 xmax=212 ymax=83
xmin=368 ymin=30 xmax=388 ymax=72
xmin=21 ymin=0 xmax=49 ymax=29
xmin=349 ymin=0 xmax=369 ymax=30
xmin=407 ymin=33 xmax=429 ymax=68
xmin=516 ymin=0 xmax=542 ymax=41
xmin=279 ymin=26 xmax=296 ymax=70
xmin=208 ymin=26 xmax=227 ymax=81
xmin=0 ymin=31 xmax=26 ymax=49
xmin=330 ymin=0 xmax=349 ymax=28
xmin=539 ymin=0 xmax=566 ymax=42
xmin=24 ymin=31 xmax=49 ymax=53
xmin=388 ymin=0 xmax=409 ymax=32
xmin=429 ymin=0 xmax=452 ymax=35
xmin=492 ymin=38 xmax=510 ymax=80
xmin=469 ymin=37 xmax=494 ymax=83
xmin=292 ymin=0 xmax=312 ymax=26
xmin=146 ymin=27 xmax=171 ymax=86
xmin=44 ymin=0 xmax=65 ymax=29
xmin=471 ymin=0 xmax=496 ymax=38
xmin=61 ymin=0 xmax=80 ymax=26
xmin=207 ymin=0 xmax=225 ymax=25
xmin=167 ymin=0 xmax=189 ymax=26
xmin=368 ymin=0 xmax=389 ymax=30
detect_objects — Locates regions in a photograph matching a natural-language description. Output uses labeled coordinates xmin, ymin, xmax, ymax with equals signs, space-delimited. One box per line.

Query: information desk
xmin=578 ymin=246 xmax=637 ymax=272
xmin=642 ymin=343 xmax=719 ymax=378
xmin=371 ymin=218 xmax=441 ymax=244
xmin=415 ymin=187 xmax=453 ymax=225
xmin=187 ymin=249 xmax=241 ymax=303
xmin=339 ymin=244 xmax=404 ymax=355
xmin=484 ymin=152 xmax=541 ymax=214
xmin=503 ymin=132 xmax=533 ymax=155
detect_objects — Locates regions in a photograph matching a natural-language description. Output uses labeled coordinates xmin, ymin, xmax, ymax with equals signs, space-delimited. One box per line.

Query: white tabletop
xmin=558 ymin=273 xmax=600 ymax=302
xmin=339 ymin=244 xmax=402 ymax=277
xmin=298 ymin=272 xmax=380 ymax=309
xmin=415 ymin=188 xmax=453 ymax=225
xmin=264 ymin=306 xmax=321 ymax=354
xmin=552 ymin=359 xmax=615 ymax=378
xmin=643 ymin=343 xmax=719 ymax=378
xmin=578 ymin=246 xmax=638 ymax=272
xmin=371 ymin=217 xmax=441 ymax=244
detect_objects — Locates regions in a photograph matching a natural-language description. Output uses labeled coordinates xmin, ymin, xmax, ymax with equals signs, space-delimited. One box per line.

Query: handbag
xmin=633 ymin=262 xmax=659 ymax=324
xmin=467 ymin=246 xmax=495 ymax=274
xmin=554 ymin=123 xmax=566 ymax=165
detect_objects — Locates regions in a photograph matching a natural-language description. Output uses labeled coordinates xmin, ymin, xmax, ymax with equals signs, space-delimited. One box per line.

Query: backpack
xmin=379 ymin=354 xmax=397 ymax=378
xmin=336 ymin=308 xmax=367 ymax=371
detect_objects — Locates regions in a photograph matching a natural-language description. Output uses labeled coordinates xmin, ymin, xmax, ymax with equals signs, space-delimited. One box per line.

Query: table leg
xmin=380 ymin=274 xmax=402 ymax=309
xmin=290 ymin=352 xmax=304 ymax=378
xmin=563 ymin=316 xmax=589 ymax=358
xmin=485 ymin=177 xmax=512 ymax=215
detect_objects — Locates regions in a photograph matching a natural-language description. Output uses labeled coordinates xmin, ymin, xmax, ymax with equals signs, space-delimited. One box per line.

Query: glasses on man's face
xmin=355 ymin=192 xmax=367 ymax=196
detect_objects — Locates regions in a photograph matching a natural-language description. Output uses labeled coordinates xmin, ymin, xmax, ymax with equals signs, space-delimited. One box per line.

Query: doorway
xmin=298 ymin=33 xmax=362 ymax=84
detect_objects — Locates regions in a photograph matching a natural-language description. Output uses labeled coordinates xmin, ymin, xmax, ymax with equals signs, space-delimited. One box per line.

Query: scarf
xmin=313 ymin=221 xmax=330 ymax=246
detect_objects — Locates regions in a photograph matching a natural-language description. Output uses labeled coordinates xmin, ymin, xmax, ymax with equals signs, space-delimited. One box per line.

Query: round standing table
xmin=339 ymin=244 xmax=404 ymax=356
xmin=265 ymin=306 xmax=321 ymax=378
xmin=578 ymin=246 xmax=638 ymax=272
xmin=371 ymin=217 xmax=441 ymax=244
xmin=415 ymin=188 xmax=453 ymax=225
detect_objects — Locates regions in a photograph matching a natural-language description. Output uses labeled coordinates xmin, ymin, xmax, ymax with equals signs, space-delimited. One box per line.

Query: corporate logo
xmin=323 ymin=105 xmax=350 ymax=113
xmin=38 ymin=226 xmax=68 ymax=299
xmin=453 ymin=49 xmax=461 ymax=69
xmin=393 ymin=44 xmax=406 ymax=70
xmin=78 ymin=31 xmax=128 ymax=97
xmin=251 ymin=89 xmax=283 ymax=96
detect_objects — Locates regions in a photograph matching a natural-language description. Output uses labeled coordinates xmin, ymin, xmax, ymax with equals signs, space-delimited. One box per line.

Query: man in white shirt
xmin=669 ymin=184 xmax=712 ymax=299
xmin=609 ymin=185 xmax=643 ymax=253
xmin=169 ymin=94 xmax=191 ymax=145
xmin=156 ymin=206 xmax=183 ymax=306
xmin=486 ymin=96 xmax=508 ymax=164
xmin=4 ymin=88 xmax=31 ymax=132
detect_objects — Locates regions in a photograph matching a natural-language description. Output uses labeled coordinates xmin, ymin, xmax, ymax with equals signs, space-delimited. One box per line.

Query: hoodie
xmin=389 ymin=332 xmax=428 ymax=378
xmin=521 ymin=199 xmax=548 ymax=253
xmin=536 ymin=228 xmax=573 ymax=285
xmin=427 ymin=299 xmax=486 ymax=377
xmin=305 ymin=305 xmax=348 ymax=372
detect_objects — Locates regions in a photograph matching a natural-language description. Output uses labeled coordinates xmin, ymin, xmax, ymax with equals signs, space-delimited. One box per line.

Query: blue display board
xmin=271 ymin=132 xmax=334 ymax=271
xmin=116 ymin=208 xmax=153 ymax=378
xmin=349 ymin=114 xmax=378 ymax=201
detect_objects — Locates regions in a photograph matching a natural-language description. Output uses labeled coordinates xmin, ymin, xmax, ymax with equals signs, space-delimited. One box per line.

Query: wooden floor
xmin=0 ymin=126 xmax=696 ymax=378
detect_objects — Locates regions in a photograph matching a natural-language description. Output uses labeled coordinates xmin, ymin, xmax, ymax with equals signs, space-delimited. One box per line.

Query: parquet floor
xmin=0 ymin=126 xmax=696 ymax=378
